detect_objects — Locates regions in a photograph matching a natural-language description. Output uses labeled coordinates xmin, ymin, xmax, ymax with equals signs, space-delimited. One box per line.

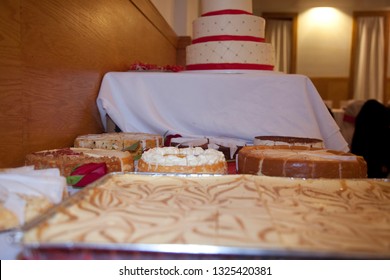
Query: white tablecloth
xmin=332 ymin=108 xmax=345 ymax=129
xmin=97 ymin=71 xmax=348 ymax=152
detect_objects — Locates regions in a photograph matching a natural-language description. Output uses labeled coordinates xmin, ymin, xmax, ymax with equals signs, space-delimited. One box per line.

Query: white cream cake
xmin=137 ymin=147 xmax=228 ymax=174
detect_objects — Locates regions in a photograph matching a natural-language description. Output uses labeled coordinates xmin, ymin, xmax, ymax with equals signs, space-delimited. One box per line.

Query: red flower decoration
xmin=67 ymin=162 xmax=108 ymax=188
xmin=129 ymin=62 xmax=184 ymax=72
xmin=164 ymin=134 xmax=182 ymax=146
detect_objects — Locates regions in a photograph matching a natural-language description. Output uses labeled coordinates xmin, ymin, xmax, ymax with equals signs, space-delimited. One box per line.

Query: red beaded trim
xmin=192 ymin=35 xmax=265 ymax=44
xmin=186 ymin=63 xmax=274 ymax=71
xmin=202 ymin=9 xmax=252 ymax=17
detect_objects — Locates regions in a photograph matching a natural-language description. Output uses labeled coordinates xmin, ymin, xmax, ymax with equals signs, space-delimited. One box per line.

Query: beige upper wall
xmin=253 ymin=0 xmax=390 ymax=11
xmin=150 ymin=0 xmax=175 ymax=28
xmin=253 ymin=0 xmax=390 ymax=77
xmin=152 ymin=0 xmax=390 ymax=77
xmin=296 ymin=7 xmax=353 ymax=77
xmin=150 ymin=0 xmax=199 ymax=36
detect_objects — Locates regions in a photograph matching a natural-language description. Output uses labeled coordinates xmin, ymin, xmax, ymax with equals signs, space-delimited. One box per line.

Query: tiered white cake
xmin=186 ymin=0 xmax=275 ymax=71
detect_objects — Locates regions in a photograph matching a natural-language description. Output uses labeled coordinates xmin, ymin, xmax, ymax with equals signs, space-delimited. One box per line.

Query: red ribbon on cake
xmin=186 ymin=63 xmax=274 ymax=71
xmin=192 ymin=35 xmax=265 ymax=44
xmin=202 ymin=9 xmax=252 ymax=17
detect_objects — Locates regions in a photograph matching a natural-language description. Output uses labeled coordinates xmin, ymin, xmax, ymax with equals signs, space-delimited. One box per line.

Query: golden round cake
xmin=237 ymin=145 xmax=367 ymax=179
xmin=254 ymin=136 xmax=324 ymax=149
xmin=25 ymin=148 xmax=134 ymax=177
xmin=74 ymin=132 xmax=163 ymax=159
xmin=137 ymin=147 xmax=228 ymax=174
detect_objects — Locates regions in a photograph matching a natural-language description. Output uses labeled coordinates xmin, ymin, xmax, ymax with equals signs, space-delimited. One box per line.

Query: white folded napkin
xmin=0 ymin=166 xmax=67 ymax=225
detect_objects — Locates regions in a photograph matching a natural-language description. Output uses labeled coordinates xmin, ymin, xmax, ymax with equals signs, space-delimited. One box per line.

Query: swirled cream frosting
xmin=23 ymin=174 xmax=390 ymax=257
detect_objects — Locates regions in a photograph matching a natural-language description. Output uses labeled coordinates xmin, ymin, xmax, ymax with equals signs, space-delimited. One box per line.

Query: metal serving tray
xmin=19 ymin=173 xmax=390 ymax=260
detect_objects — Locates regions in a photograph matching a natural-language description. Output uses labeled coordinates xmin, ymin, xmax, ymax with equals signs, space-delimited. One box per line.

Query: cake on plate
xmin=168 ymin=136 xmax=247 ymax=160
xmin=25 ymin=148 xmax=134 ymax=177
xmin=254 ymin=136 xmax=325 ymax=149
xmin=169 ymin=137 xmax=209 ymax=149
xmin=74 ymin=132 xmax=163 ymax=159
xmin=186 ymin=0 xmax=275 ymax=71
xmin=237 ymin=145 xmax=367 ymax=178
xmin=137 ymin=147 xmax=228 ymax=174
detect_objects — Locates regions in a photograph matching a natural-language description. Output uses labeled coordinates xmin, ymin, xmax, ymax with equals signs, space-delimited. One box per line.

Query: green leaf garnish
xmin=133 ymin=154 xmax=142 ymax=161
xmin=67 ymin=175 xmax=83 ymax=186
xmin=122 ymin=141 xmax=140 ymax=152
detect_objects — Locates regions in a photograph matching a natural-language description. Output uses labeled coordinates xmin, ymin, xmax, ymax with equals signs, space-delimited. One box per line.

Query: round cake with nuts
xmin=25 ymin=148 xmax=134 ymax=177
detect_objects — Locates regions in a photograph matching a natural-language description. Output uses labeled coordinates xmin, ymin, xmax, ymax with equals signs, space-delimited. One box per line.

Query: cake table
xmin=96 ymin=71 xmax=348 ymax=152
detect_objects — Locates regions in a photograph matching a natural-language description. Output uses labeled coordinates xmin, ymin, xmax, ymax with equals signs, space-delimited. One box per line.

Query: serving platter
xmin=20 ymin=173 xmax=390 ymax=259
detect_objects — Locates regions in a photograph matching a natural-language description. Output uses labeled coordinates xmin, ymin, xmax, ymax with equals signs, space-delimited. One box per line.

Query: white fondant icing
xmin=186 ymin=0 xmax=274 ymax=70
xmin=192 ymin=14 xmax=265 ymax=40
xmin=186 ymin=41 xmax=275 ymax=66
xmin=201 ymin=0 xmax=252 ymax=15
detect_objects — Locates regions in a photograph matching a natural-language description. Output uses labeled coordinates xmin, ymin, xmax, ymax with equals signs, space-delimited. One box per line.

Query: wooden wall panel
xmin=310 ymin=77 xmax=351 ymax=108
xmin=311 ymin=77 xmax=390 ymax=108
xmin=310 ymin=77 xmax=390 ymax=108
xmin=386 ymin=79 xmax=390 ymax=105
xmin=0 ymin=0 xmax=24 ymax=167
xmin=0 ymin=0 xmax=178 ymax=168
xmin=177 ymin=36 xmax=192 ymax=67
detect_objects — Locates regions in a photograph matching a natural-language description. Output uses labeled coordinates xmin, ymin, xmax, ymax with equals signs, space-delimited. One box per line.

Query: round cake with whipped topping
xmin=137 ymin=147 xmax=228 ymax=174
xmin=237 ymin=145 xmax=367 ymax=178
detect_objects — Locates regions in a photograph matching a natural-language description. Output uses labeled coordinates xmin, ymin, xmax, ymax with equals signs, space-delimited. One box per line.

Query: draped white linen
xmin=97 ymin=72 xmax=349 ymax=152
xmin=353 ymin=16 xmax=385 ymax=102
xmin=266 ymin=19 xmax=292 ymax=73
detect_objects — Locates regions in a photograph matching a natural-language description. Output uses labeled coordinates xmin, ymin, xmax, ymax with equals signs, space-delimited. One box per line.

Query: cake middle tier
xmin=192 ymin=14 xmax=265 ymax=43
xmin=186 ymin=41 xmax=275 ymax=71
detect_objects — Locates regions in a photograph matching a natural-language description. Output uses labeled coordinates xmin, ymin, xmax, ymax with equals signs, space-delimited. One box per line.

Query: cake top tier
xmin=201 ymin=0 xmax=253 ymax=16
